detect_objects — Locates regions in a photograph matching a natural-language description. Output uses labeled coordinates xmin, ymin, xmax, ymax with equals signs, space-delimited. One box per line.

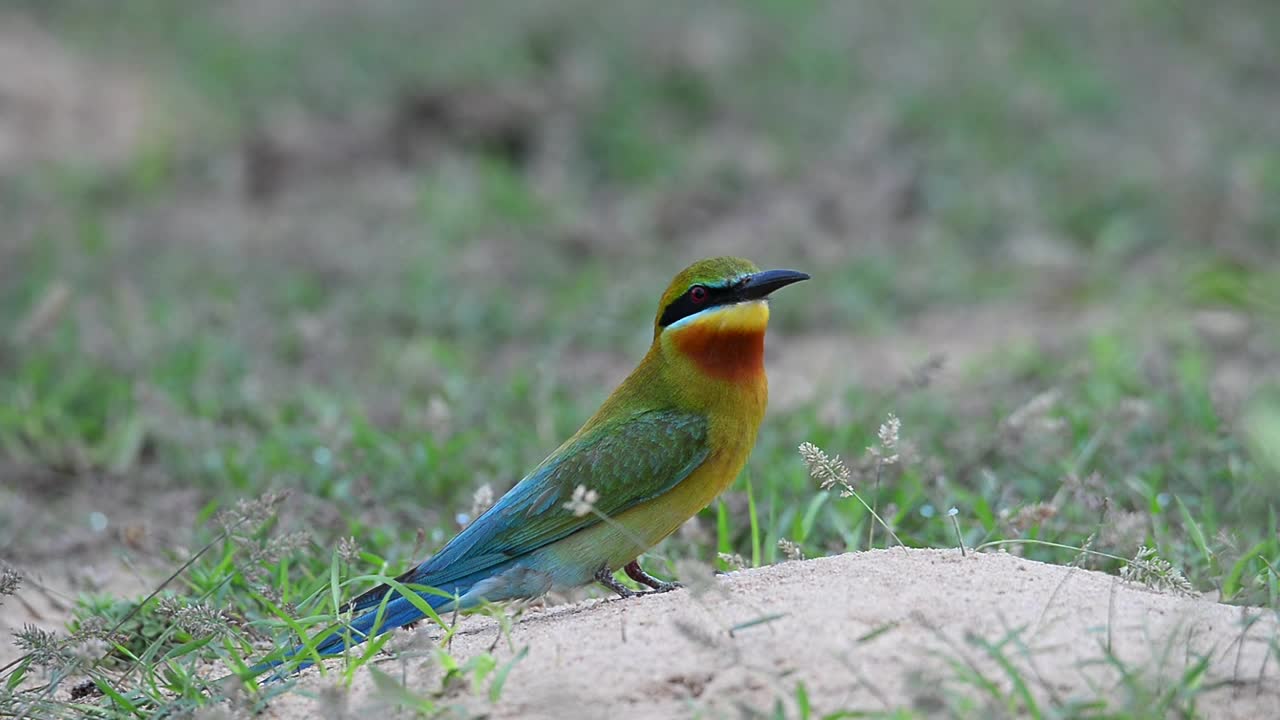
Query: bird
xmin=253 ymin=256 xmax=807 ymax=677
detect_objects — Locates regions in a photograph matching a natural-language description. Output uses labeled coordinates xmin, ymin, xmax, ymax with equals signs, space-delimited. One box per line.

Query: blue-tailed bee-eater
xmin=255 ymin=256 xmax=807 ymax=675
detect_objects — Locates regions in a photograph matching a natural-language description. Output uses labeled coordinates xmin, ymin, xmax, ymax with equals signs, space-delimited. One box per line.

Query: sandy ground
xmin=0 ymin=15 xmax=154 ymax=174
xmin=248 ymin=549 xmax=1278 ymax=719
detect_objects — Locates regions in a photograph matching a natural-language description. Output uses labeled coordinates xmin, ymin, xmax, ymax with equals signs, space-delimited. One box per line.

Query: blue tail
xmin=249 ymin=592 xmax=452 ymax=681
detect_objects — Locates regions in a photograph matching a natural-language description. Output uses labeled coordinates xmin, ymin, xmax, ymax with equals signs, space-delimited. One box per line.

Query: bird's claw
xmin=594 ymin=566 xmax=638 ymax=598
xmin=595 ymin=562 xmax=684 ymax=599
xmin=624 ymin=560 xmax=682 ymax=594
xmin=642 ymin=580 xmax=682 ymax=594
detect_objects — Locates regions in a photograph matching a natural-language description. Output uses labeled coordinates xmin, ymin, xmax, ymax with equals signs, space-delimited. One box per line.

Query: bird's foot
xmin=594 ymin=566 xmax=637 ymax=599
xmin=624 ymin=561 xmax=682 ymax=594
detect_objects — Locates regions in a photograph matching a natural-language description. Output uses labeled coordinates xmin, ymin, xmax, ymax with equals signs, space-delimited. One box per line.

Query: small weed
xmin=0 ymin=567 xmax=20 ymax=601
xmin=1121 ymin=546 xmax=1196 ymax=596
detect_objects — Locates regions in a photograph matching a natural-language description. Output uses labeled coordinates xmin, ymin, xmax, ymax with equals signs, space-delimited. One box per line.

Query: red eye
xmin=690 ymin=286 xmax=708 ymax=304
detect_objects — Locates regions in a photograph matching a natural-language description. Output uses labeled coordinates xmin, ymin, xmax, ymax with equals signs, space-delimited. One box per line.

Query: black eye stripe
xmin=658 ymin=283 xmax=737 ymax=327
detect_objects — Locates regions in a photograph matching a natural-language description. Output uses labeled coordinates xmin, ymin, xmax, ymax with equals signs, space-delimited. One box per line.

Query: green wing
xmin=364 ymin=409 xmax=709 ymax=601
xmin=493 ymin=409 xmax=710 ymax=553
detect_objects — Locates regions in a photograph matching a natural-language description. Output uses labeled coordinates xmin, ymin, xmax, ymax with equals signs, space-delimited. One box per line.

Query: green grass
xmin=1 ymin=0 xmax=1279 ymax=717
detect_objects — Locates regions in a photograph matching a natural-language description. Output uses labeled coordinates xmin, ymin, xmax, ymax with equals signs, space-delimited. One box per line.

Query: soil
xmin=0 ymin=15 xmax=155 ymax=175
xmin=248 ymin=549 xmax=1279 ymax=719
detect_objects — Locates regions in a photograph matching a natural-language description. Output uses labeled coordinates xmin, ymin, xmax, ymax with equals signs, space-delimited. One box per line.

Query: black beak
xmin=736 ymin=269 xmax=810 ymax=301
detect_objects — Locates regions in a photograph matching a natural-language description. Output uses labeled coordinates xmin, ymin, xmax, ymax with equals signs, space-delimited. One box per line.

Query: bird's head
xmin=651 ymin=257 xmax=808 ymax=384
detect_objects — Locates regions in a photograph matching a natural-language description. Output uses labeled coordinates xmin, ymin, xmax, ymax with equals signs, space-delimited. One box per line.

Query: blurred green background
xmin=2 ymin=0 xmax=1279 ymax=672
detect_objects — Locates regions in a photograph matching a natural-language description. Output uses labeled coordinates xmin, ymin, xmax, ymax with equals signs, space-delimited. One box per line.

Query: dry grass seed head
xmin=240 ymin=530 xmax=313 ymax=584
xmin=1003 ymin=389 xmax=1063 ymax=435
xmin=800 ymin=412 xmax=904 ymax=497
xmin=14 ymin=624 xmax=66 ymax=668
xmin=868 ymin=413 xmax=900 ymax=465
xmin=777 ymin=538 xmax=805 ymax=561
xmin=70 ymin=614 xmax=115 ymax=643
xmin=217 ymin=490 xmax=289 ymax=534
xmin=0 ymin=566 xmax=20 ymax=601
xmin=1006 ymin=502 xmax=1059 ymax=533
xmin=717 ymin=552 xmax=746 ymax=571
xmin=157 ymin=597 xmax=232 ymax=639
xmin=337 ymin=535 xmax=360 ymax=563
xmin=1121 ymin=546 xmax=1195 ymax=596
xmin=798 ymin=441 xmax=851 ymax=493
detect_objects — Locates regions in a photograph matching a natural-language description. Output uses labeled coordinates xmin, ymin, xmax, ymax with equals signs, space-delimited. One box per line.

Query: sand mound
xmin=258 ymin=548 xmax=1279 ymax=719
